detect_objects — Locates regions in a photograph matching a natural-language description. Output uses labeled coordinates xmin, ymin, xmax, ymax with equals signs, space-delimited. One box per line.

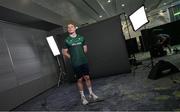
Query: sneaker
xmin=89 ymin=93 xmax=98 ymax=101
xmin=81 ymin=96 xmax=88 ymax=105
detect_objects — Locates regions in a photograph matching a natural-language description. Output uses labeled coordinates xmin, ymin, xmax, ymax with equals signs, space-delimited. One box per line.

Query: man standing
xmin=63 ymin=22 xmax=98 ymax=105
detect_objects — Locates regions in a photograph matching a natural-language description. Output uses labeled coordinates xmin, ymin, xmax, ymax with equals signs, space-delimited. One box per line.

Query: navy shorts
xmin=73 ymin=64 xmax=90 ymax=80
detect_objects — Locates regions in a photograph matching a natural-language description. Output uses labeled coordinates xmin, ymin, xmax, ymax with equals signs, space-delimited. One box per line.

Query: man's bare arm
xmin=83 ymin=45 xmax=87 ymax=53
xmin=62 ymin=48 xmax=71 ymax=59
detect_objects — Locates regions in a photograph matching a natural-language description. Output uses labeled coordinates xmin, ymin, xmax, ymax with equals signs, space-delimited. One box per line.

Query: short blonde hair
xmin=66 ymin=20 xmax=77 ymax=27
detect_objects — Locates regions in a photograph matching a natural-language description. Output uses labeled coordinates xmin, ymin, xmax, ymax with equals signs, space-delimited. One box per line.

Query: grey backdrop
xmin=0 ymin=21 xmax=59 ymax=110
xmin=56 ymin=16 xmax=131 ymax=79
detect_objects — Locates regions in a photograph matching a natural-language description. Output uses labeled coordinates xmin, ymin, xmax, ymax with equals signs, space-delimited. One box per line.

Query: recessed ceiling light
xmin=121 ymin=4 xmax=125 ymax=7
xmin=99 ymin=15 xmax=103 ymax=18
xmin=107 ymin=0 xmax=111 ymax=3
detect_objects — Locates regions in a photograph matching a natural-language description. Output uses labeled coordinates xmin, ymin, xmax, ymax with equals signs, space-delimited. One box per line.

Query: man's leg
xmin=83 ymin=75 xmax=91 ymax=88
xmin=77 ymin=77 xmax=88 ymax=105
xmin=77 ymin=77 xmax=84 ymax=94
xmin=83 ymin=75 xmax=98 ymax=100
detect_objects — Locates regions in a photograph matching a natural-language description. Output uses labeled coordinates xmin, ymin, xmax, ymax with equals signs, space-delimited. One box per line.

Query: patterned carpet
xmin=14 ymin=53 xmax=180 ymax=111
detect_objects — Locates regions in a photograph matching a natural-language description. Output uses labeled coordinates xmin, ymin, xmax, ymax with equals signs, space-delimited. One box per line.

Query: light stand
xmin=41 ymin=55 xmax=66 ymax=110
xmin=56 ymin=55 xmax=66 ymax=87
xmin=143 ymin=38 xmax=154 ymax=70
xmin=121 ymin=12 xmax=140 ymax=76
xmin=122 ymin=6 xmax=149 ymax=75
xmin=46 ymin=36 xmax=66 ymax=87
xmin=41 ymin=36 xmax=66 ymax=109
xmin=128 ymin=5 xmax=151 ymax=70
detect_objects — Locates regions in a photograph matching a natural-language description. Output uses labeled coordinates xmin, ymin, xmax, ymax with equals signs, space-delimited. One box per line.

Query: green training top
xmin=63 ymin=35 xmax=88 ymax=67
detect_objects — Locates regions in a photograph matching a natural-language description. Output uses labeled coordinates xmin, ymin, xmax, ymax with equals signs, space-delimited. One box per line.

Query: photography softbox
xmin=129 ymin=6 xmax=149 ymax=31
xmin=46 ymin=36 xmax=66 ymax=87
xmin=46 ymin=36 xmax=60 ymax=56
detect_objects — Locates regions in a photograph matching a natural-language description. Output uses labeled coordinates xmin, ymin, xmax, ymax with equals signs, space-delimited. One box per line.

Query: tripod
xmin=143 ymin=51 xmax=154 ymax=70
xmin=41 ymin=55 xmax=66 ymax=110
xmin=56 ymin=55 xmax=66 ymax=87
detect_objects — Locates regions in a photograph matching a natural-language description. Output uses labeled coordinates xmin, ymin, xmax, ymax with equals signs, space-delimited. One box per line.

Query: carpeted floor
xmin=14 ymin=53 xmax=180 ymax=111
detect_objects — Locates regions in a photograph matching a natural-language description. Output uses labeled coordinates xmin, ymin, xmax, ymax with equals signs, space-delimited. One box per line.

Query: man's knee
xmin=77 ymin=77 xmax=83 ymax=83
xmin=83 ymin=75 xmax=90 ymax=81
